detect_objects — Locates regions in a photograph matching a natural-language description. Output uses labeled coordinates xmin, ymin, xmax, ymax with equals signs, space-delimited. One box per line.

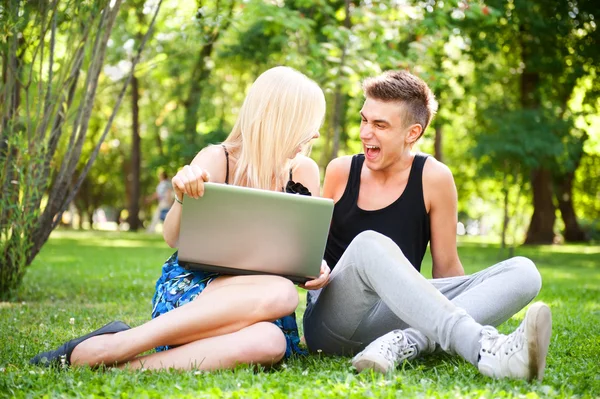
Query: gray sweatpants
xmin=303 ymin=230 xmax=542 ymax=365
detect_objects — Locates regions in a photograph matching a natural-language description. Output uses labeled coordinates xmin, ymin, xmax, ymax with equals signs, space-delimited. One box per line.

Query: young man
xmin=303 ymin=70 xmax=552 ymax=381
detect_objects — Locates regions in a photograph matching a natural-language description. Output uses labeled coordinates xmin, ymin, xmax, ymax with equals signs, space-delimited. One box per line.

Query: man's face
xmin=359 ymin=98 xmax=411 ymax=171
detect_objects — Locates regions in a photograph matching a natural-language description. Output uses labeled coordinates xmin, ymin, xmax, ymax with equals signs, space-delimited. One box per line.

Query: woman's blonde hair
xmin=222 ymin=66 xmax=325 ymax=190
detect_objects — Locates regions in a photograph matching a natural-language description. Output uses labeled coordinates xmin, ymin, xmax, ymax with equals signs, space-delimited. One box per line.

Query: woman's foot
xmin=30 ymin=321 xmax=131 ymax=367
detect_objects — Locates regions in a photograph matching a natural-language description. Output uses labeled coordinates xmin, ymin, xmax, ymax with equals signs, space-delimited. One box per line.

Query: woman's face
xmin=289 ymin=131 xmax=320 ymax=159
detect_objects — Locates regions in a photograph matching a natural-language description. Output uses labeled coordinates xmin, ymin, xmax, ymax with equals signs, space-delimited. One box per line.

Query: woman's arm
xmin=163 ymin=146 xmax=228 ymax=248
xmin=291 ymin=154 xmax=321 ymax=197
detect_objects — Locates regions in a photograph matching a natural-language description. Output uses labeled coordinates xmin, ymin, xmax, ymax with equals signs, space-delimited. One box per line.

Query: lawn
xmin=0 ymin=231 xmax=598 ymax=398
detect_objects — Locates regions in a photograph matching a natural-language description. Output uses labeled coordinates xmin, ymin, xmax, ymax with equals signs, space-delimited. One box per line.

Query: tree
xmin=464 ymin=0 xmax=599 ymax=244
xmin=0 ymin=0 xmax=162 ymax=298
xmin=182 ymin=0 xmax=236 ymax=146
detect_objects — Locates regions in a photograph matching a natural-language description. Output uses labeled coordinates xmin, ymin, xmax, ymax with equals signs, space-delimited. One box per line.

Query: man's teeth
xmin=365 ymin=145 xmax=379 ymax=149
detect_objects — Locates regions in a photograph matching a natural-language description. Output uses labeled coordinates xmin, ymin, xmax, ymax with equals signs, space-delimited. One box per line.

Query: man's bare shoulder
xmin=423 ymin=155 xmax=455 ymax=187
xmin=326 ymin=155 xmax=353 ymax=179
xmin=422 ymin=155 xmax=457 ymax=212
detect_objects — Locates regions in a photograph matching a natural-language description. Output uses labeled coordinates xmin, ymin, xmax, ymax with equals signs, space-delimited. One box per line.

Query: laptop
xmin=178 ymin=182 xmax=334 ymax=284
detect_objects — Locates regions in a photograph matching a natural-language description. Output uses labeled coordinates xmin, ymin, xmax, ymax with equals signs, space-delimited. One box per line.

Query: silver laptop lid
xmin=178 ymin=182 xmax=334 ymax=283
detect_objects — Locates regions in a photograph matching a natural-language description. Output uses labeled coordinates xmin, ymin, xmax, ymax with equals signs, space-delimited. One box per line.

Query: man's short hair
xmin=362 ymin=70 xmax=438 ymax=138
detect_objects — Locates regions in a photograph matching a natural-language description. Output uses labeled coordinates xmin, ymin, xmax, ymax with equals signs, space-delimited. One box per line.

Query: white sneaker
xmin=478 ymin=302 xmax=552 ymax=381
xmin=352 ymin=330 xmax=416 ymax=374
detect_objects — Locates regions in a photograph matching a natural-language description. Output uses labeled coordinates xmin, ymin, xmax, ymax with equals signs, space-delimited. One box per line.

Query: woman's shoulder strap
xmin=221 ymin=144 xmax=229 ymax=185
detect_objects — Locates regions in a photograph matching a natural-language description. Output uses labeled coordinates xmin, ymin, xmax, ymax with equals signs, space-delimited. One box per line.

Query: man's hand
xmin=301 ymin=260 xmax=330 ymax=290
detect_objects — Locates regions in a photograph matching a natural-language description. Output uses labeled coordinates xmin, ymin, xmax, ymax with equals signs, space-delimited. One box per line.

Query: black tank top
xmin=221 ymin=144 xmax=308 ymax=194
xmin=324 ymin=154 xmax=430 ymax=272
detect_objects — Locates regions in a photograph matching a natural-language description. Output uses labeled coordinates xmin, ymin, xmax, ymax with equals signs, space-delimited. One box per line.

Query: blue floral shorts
xmin=151 ymin=252 xmax=306 ymax=358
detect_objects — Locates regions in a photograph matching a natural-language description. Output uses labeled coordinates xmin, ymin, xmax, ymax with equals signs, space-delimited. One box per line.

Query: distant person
xmin=303 ymin=70 xmax=552 ymax=381
xmin=146 ymin=171 xmax=174 ymax=233
xmin=31 ymin=66 xmax=330 ymax=371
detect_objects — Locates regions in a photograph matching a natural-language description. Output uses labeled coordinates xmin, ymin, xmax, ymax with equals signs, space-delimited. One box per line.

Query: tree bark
xmin=182 ymin=0 xmax=235 ymax=141
xmin=154 ymin=125 xmax=164 ymax=157
xmin=182 ymin=42 xmax=214 ymax=142
xmin=329 ymin=0 xmax=351 ymax=161
xmin=88 ymin=208 xmax=95 ymax=230
xmin=524 ymin=168 xmax=556 ymax=244
xmin=0 ymin=34 xmax=23 ymax=231
xmin=28 ymin=0 xmax=162 ymax=263
xmin=519 ymin=24 xmax=556 ymax=244
xmin=434 ymin=123 xmax=443 ymax=162
xmin=555 ymin=170 xmax=587 ymax=242
xmin=501 ymin=165 xmax=509 ymax=249
xmin=31 ymin=2 xmax=122 ymax=259
xmin=128 ymin=74 xmax=142 ymax=231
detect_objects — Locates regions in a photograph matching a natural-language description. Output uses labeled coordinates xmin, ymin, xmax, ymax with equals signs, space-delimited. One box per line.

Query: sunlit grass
xmin=0 ymin=231 xmax=598 ymax=398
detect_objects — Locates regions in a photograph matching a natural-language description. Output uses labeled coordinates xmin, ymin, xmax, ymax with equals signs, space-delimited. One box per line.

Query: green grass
xmin=1 ymin=230 xmax=599 ymax=398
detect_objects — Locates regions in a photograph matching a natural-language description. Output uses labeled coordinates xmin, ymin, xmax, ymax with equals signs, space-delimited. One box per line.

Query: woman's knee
xmin=242 ymin=322 xmax=286 ymax=365
xmin=261 ymin=277 xmax=298 ymax=317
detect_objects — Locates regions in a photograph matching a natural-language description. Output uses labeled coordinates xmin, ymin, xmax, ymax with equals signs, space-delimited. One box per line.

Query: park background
xmin=0 ymin=0 xmax=598 ymax=398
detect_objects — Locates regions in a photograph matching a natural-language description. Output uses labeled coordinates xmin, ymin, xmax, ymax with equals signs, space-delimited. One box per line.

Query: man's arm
xmin=423 ymin=158 xmax=465 ymax=278
xmin=163 ymin=145 xmax=228 ymax=248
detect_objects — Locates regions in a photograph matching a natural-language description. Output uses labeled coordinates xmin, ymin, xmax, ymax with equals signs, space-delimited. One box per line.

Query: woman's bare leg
xmin=118 ymin=322 xmax=287 ymax=371
xmin=70 ymin=275 xmax=297 ymax=367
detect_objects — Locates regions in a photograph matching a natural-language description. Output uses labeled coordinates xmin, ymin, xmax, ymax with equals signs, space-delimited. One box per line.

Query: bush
xmin=0 ymin=135 xmax=44 ymax=298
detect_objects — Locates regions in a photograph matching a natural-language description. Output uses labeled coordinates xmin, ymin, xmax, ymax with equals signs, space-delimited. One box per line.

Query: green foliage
xmin=0 ymin=231 xmax=599 ymax=397
xmin=0 ymin=135 xmax=44 ymax=298
xmin=457 ymin=0 xmax=599 ymax=242
xmin=219 ymin=1 xmax=315 ymax=67
xmin=4 ymin=0 xmax=599 ymax=249
xmin=574 ymin=153 xmax=600 ymax=221
xmin=472 ymin=109 xmax=573 ymax=173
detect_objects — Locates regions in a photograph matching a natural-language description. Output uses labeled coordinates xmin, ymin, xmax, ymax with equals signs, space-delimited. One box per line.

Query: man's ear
xmin=406 ymin=124 xmax=423 ymax=144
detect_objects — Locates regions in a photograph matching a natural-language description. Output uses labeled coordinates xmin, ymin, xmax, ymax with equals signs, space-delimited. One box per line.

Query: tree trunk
xmin=0 ymin=35 xmax=22 ymax=232
xmin=183 ymin=42 xmax=214 ymax=143
xmin=154 ymin=125 xmax=164 ymax=157
xmin=519 ymin=26 xmax=556 ymax=244
xmin=88 ymin=208 xmax=95 ymax=230
xmin=524 ymin=168 xmax=556 ymax=244
xmin=329 ymin=0 xmax=351 ymax=161
xmin=29 ymin=2 xmax=124 ymax=262
xmin=329 ymin=89 xmax=346 ymax=160
xmin=182 ymin=0 xmax=235 ymax=142
xmin=128 ymin=74 xmax=142 ymax=231
xmin=556 ymin=170 xmax=587 ymax=242
xmin=434 ymin=123 xmax=443 ymax=162
xmin=501 ymin=166 xmax=509 ymax=249
xmin=28 ymin=0 xmax=162 ymax=262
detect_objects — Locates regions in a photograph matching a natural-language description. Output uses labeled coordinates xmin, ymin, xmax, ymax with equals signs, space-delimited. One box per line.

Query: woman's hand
xmin=171 ymin=164 xmax=210 ymax=201
xmin=301 ymin=260 xmax=330 ymax=290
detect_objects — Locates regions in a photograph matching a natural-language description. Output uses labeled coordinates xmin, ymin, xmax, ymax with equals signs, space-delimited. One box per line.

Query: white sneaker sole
xmin=525 ymin=302 xmax=552 ymax=381
xmin=352 ymin=353 xmax=392 ymax=374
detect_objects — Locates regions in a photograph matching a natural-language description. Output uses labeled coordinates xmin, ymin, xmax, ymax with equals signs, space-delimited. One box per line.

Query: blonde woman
xmin=31 ymin=66 xmax=330 ymax=371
